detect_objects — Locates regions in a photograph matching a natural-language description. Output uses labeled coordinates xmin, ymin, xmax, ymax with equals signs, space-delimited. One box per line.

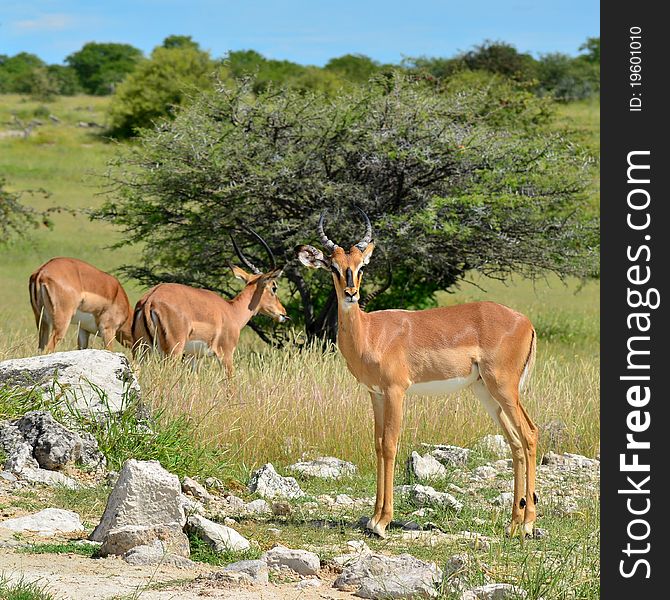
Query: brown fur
xmin=297 ymin=242 xmax=538 ymax=538
xmin=28 ymin=257 xmax=133 ymax=352
xmin=131 ymin=267 xmax=287 ymax=376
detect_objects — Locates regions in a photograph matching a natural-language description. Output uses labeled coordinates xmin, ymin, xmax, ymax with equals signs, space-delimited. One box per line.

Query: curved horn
xmin=354 ymin=206 xmax=373 ymax=251
xmin=230 ymin=234 xmax=261 ymax=274
xmin=242 ymin=225 xmax=276 ymax=271
xmin=318 ymin=211 xmax=338 ymax=253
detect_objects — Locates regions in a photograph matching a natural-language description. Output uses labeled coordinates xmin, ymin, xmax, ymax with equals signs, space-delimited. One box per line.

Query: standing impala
xmin=132 ymin=228 xmax=288 ymax=375
xmin=297 ymin=209 xmax=538 ymax=538
xmin=29 ymin=257 xmax=133 ymax=352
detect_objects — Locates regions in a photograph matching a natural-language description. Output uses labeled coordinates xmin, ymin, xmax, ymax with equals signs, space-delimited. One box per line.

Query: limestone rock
xmin=187 ymin=514 xmax=250 ymax=552
xmin=98 ymin=524 xmax=190 ymax=557
xmin=334 ymin=552 xmax=442 ymax=599
xmin=91 ymin=459 xmax=185 ymax=542
xmin=263 ymin=545 xmax=320 ymax=576
xmin=461 ymin=583 xmax=527 ymax=599
xmin=288 ymin=456 xmax=357 ymax=479
xmin=0 ymin=508 xmax=83 ymax=536
xmin=0 ymin=350 xmax=140 ymax=417
xmin=248 ymin=463 xmax=305 ymax=500
xmin=181 ymin=476 xmax=212 ymax=503
xmin=475 ymin=435 xmax=510 ymax=459
xmin=408 ymin=451 xmax=448 ymax=480
xmin=123 ymin=539 xmax=194 ymax=567
xmin=395 ymin=484 xmax=463 ymax=512
xmin=223 ymin=559 xmax=269 ymax=584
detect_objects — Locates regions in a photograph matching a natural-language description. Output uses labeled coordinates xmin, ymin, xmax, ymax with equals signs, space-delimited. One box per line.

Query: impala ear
xmin=263 ymin=267 xmax=284 ymax=281
xmin=230 ymin=264 xmax=253 ymax=282
xmin=361 ymin=242 xmax=375 ymax=265
xmin=296 ymin=245 xmax=330 ymax=270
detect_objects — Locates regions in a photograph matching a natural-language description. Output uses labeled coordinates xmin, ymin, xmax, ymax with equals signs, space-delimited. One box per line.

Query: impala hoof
xmin=522 ymin=521 xmax=535 ymax=537
xmin=371 ymin=522 xmax=387 ymax=538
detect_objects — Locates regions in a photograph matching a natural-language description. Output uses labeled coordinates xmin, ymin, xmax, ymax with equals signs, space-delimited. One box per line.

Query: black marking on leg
xmin=519 ymin=497 xmax=526 ymax=508
xmin=533 ymin=492 xmax=538 ymax=504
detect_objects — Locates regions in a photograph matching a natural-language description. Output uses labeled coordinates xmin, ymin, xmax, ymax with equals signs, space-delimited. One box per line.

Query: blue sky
xmin=1 ymin=1 xmax=599 ymax=66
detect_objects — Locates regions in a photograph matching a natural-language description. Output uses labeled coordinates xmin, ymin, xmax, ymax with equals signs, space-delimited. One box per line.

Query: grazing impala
xmin=297 ymin=209 xmax=538 ymax=538
xmin=132 ymin=228 xmax=288 ymax=375
xmin=29 ymin=257 xmax=133 ymax=352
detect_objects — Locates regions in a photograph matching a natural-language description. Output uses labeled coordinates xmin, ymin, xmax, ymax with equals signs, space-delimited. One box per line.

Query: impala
xmin=297 ymin=209 xmax=538 ymax=538
xmin=132 ymin=228 xmax=288 ymax=375
xmin=29 ymin=257 xmax=133 ymax=352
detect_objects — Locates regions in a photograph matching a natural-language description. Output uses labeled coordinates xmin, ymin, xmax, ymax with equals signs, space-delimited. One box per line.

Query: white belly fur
xmin=72 ymin=310 xmax=99 ymax=334
xmin=184 ymin=340 xmax=214 ymax=357
xmin=406 ymin=364 xmax=480 ymax=397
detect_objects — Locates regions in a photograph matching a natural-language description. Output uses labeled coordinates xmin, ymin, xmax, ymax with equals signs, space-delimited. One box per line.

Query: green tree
xmin=107 ymin=44 xmax=215 ymax=138
xmin=97 ymin=75 xmax=598 ymax=342
xmin=324 ymin=54 xmax=381 ymax=82
xmin=0 ymin=52 xmax=45 ymax=93
xmin=536 ymin=53 xmax=599 ymax=100
xmin=162 ymin=35 xmax=201 ymax=50
xmin=66 ymin=42 xmax=143 ymax=95
xmin=46 ymin=65 xmax=82 ymax=95
xmin=579 ymin=37 xmax=600 ymax=64
xmin=0 ymin=178 xmax=52 ymax=243
xmin=460 ymin=40 xmax=537 ymax=81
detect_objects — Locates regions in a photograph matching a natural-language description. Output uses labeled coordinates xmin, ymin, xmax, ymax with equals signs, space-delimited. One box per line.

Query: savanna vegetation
xmin=0 ymin=35 xmax=599 ymax=599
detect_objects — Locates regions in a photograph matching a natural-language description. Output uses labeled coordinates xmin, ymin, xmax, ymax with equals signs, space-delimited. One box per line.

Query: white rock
xmin=472 ymin=466 xmax=497 ymax=480
xmin=395 ymin=484 xmax=463 ymax=512
xmin=0 ymin=350 xmax=140 ymax=417
xmin=334 ymin=552 xmax=442 ymax=598
xmin=335 ymin=494 xmax=355 ymax=505
xmin=288 ymin=456 xmax=357 ymax=479
xmin=461 ymin=583 xmax=527 ymax=599
xmin=264 ymin=545 xmax=320 ymax=575
xmin=0 ymin=508 xmax=83 ymax=536
xmin=422 ymin=444 xmax=471 ymax=466
xmin=187 ymin=514 xmax=250 ymax=552
xmin=223 ymin=559 xmax=269 ymax=584
xmin=475 ymin=435 xmax=510 ymax=459
xmin=248 ymin=463 xmax=305 ymax=499
xmin=99 ymin=524 xmax=190 ymax=557
xmin=492 ymin=492 xmax=514 ymax=506
xmin=408 ymin=452 xmax=448 ymax=480
xmin=123 ymin=540 xmax=194 ymax=567
xmin=90 ymin=459 xmax=185 ymax=542
xmin=296 ymin=579 xmax=322 ymax=589
xmin=542 ymin=452 xmax=599 ymax=470
xmin=245 ymin=498 xmax=272 ymax=515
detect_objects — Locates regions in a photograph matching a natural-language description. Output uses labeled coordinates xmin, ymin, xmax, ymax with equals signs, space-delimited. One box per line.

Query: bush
xmin=66 ymin=42 xmax=144 ymax=95
xmin=97 ymin=75 xmax=598 ymax=341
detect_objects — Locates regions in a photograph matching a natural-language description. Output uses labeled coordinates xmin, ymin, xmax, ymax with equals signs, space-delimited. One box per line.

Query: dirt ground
xmin=0 ymin=549 xmax=353 ymax=600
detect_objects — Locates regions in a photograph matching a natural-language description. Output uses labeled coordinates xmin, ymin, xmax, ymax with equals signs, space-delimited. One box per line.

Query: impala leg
xmin=519 ymin=403 xmax=539 ymax=535
xmin=45 ymin=313 xmax=70 ymax=353
xmin=77 ymin=328 xmax=90 ymax=350
xmin=371 ymin=386 xmax=404 ymax=538
xmin=367 ymin=391 xmax=385 ymax=533
xmin=474 ymin=378 xmax=527 ymax=537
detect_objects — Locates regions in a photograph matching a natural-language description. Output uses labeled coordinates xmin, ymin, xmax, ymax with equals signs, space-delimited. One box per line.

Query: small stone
xmin=296 ymin=579 xmax=322 ymax=589
xmin=99 ymin=524 xmax=190 ymax=557
xmin=187 ymin=514 xmax=250 ymax=552
xmin=0 ymin=508 xmax=83 ymax=537
xmin=223 ymin=517 xmax=238 ymax=526
xmin=395 ymin=484 xmax=463 ymax=512
xmin=541 ymin=452 xmax=599 ymax=470
xmin=422 ymin=444 xmax=471 ymax=466
xmin=205 ymin=476 xmax=224 ymax=490
xmin=475 ymin=435 xmax=510 ymax=459
xmin=492 ymin=492 xmax=514 ymax=506
xmin=335 ymin=494 xmax=354 ymax=505
xmin=472 ymin=466 xmax=497 ymax=480
xmin=264 ymin=545 xmax=320 ymax=576
xmin=288 ymin=456 xmax=357 ymax=479
xmin=223 ymin=559 xmax=269 ymax=584
xmin=408 ymin=451 xmax=448 ymax=480
xmin=182 ymin=476 xmax=212 ymax=503
xmin=123 ymin=540 xmax=194 ymax=567
xmin=268 ymin=527 xmax=281 ymax=537
xmin=272 ymin=501 xmax=292 ymax=516
xmin=248 ymin=463 xmax=305 ymax=499
xmin=245 ymin=498 xmax=271 ymax=515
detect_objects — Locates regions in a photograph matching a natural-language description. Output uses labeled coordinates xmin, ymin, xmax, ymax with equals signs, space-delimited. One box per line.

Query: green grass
xmin=187 ymin=532 xmax=262 ymax=566
xmin=0 ymin=574 xmax=58 ymax=600
xmin=0 ymin=92 xmax=600 ymax=599
xmin=18 ymin=542 xmax=97 ymax=558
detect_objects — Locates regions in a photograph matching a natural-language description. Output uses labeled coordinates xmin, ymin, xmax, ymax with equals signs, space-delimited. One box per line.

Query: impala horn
xmin=242 ymin=225 xmax=277 ymax=271
xmin=318 ymin=211 xmax=339 ymax=253
xmin=230 ymin=234 xmax=261 ymax=274
xmin=354 ymin=207 xmax=373 ymax=251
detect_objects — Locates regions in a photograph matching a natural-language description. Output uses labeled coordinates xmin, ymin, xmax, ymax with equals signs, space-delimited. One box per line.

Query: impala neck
xmin=337 ymin=300 xmax=368 ymax=354
xmin=229 ymin=282 xmax=263 ymax=329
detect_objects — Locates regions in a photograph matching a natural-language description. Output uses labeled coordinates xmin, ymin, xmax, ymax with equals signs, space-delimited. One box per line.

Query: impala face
xmin=231 ymin=265 xmax=288 ymax=322
xmin=297 ymin=244 xmax=375 ymax=307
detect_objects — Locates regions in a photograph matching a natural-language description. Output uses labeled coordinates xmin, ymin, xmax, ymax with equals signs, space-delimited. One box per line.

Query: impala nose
xmin=344 ymin=288 xmax=359 ymax=302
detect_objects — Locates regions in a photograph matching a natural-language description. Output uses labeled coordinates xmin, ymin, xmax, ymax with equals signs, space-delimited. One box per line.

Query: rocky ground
xmin=0 ymin=351 xmax=600 ymax=599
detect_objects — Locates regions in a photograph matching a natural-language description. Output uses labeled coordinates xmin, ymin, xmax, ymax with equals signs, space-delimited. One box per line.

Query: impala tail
xmin=131 ymin=297 xmax=156 ymax=359
xmin=519 ymin=327 xmax=537 ymax=392
xmin=28 ymin=273 xmax=52 ymax=351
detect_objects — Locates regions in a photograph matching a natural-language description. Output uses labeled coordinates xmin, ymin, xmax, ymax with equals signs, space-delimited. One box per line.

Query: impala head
xmin=297 ymin=208 xmax=375 ymax=308
xmin=230 ymin=227 xmax=289 ymax=323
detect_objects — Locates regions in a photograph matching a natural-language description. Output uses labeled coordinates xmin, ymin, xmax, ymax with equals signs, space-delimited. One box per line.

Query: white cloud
xmin=12 ymin=14 xmax=75 ymax=32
